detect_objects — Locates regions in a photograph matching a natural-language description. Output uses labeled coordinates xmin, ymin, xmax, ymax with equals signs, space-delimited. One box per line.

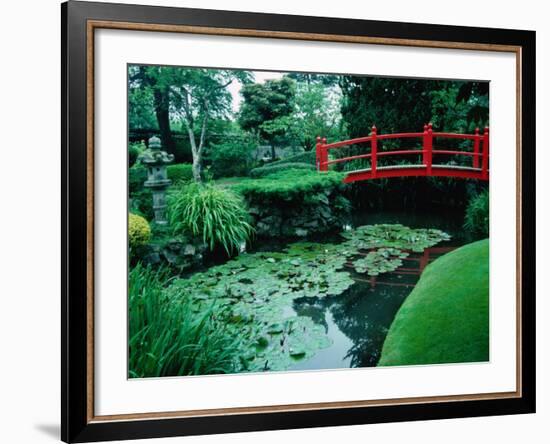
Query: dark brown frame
xmin=62 ymin=1 xmax=536 ymax=442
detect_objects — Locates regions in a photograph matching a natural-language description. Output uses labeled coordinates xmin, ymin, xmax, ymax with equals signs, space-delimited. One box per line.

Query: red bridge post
xmin=315 ymin=136 xmax=322 ymax=171
xmin=423 ymin=123 xmax=433 ymax=174
xmin=482 ymin=126 xmax=489 ymax=179
xmin=473 ymin=127 xmax=480 ymax=168
xmin=321 ymin=137 xmax=328 ymax=171
xmin=371 ymin=125 xmax=377 ymax=178
xmin=316 ymin=136 xmax=328 ymax=172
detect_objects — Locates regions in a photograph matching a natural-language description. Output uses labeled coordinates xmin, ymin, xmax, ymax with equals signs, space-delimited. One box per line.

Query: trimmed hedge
xmin=167 ymin=163 xmax=193 ymax=183
xmin=233 ymin=170 xmax=345 ymax=201
xmin=267 ymin=150 xmax=317 ymax=167
xmin=249 ymin=162 xmax=315 ymax=178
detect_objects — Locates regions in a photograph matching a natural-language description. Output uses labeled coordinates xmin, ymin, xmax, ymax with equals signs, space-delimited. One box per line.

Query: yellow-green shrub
xmin=129 ymin=213 xmax=151 ymax=248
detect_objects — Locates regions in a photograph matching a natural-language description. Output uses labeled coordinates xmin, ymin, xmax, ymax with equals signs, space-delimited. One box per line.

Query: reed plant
xmin=128 ymin=263 xmax=239 ymax=378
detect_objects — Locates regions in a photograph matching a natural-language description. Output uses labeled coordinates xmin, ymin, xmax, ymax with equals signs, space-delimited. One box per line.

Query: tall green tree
xmin=128 ymin=65 xmax=177 ymax=155
xmin=168 ymin=68 xmax=252 ymax=181
xmin=238 ymin=77 xmax=296 ymax=160
xmin=340 ymin=76 xmax=438 ymax=139
xmin=289 ymin=78 xmax=344 ymax=151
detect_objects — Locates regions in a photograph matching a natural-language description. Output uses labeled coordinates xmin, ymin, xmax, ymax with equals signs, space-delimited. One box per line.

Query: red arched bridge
xmin=316 ymin=124 xmax=489 ymax=183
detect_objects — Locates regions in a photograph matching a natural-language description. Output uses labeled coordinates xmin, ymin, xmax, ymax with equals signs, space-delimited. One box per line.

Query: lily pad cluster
xmin=340 ymin=224 xmax=450 ymax=276
xmin=166 ymin=224 xmax=450 ymax=372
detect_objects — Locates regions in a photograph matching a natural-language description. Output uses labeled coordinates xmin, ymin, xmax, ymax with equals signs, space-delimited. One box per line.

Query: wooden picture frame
xmin=62 ymin=1 xmax=536 ymax=442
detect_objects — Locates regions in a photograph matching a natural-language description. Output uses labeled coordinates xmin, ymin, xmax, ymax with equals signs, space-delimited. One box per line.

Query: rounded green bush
xmin=129 ymin=213 xmax=151 ymax=248
xmin=379 ymin=239 xmax=489 ymax=366
xmin=167 ymin=163 xmax=193 ymax=183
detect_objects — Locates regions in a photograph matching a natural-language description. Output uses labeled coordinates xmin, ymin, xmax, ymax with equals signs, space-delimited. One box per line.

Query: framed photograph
xmin=62 ymin=1 xmax=535 ymax=442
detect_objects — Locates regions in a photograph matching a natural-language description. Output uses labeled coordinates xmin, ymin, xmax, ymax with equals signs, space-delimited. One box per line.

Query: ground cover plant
xmin=378 ymin=239 xmax=489 ymax=366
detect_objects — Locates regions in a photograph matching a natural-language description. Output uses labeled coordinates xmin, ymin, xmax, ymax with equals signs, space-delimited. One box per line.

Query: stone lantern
xmin=139 ymin=136 xmax=174 ymax=225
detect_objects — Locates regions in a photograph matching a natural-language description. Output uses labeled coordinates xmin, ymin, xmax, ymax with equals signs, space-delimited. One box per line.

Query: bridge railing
xmin=316 ymin=124 xmax=489 ymax=180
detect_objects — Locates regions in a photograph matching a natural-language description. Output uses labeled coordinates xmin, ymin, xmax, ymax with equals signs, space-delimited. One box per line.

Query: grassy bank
xmin=378 ymin=239 xmax=489 ymax=366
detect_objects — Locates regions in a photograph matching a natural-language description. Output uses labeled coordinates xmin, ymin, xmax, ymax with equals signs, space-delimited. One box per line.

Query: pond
xmin=287 ymin=209 xmax=469 ymax=371
xmin=170 ymin=209 xmax=471 ymax=373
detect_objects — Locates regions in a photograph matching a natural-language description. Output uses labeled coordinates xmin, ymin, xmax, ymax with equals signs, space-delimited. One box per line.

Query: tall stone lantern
xmin=139 ymin=136 xmax=174 ymax=225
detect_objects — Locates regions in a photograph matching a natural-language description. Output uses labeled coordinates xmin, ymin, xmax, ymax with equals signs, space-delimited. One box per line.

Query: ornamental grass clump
xmin=128 ymin=264 xmax=239 ymax=377
xmin=168 ymin=182 xmax=254 ymax=255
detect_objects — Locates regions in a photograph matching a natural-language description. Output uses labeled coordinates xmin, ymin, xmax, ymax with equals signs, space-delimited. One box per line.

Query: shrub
xmin=267 ymin=150 xmax=317 ymax=166
xmin=128 ymin=166 xmax=153 ymax=221
xmin=129 ymin=213 xmax=151 ymax=249
xmin=167 ymin=163 xmax=193 ymax=184
xmin=128 ymin=264 xmax=239 ymax=377
xmin=207 ymin=140 xmax=255 ymax=178
xmin=250 ymin=162 xmax=316 ymax=178
xmin=129 ymin=165 xmax=147 ymax=194
xmin=129 ymin=140 xmax=146 ymax=167
xmin=233 ymin=170 xmax=346 ymax=202
xmin=168 ymin=182 xmax=254 ymax=255
xmin=464 ymin=189 xmax=489 ymax=237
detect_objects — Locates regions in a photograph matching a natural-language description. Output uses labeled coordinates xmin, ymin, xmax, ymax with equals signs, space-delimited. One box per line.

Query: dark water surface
xmin=286 ymin=210 xmax=469 ymax=370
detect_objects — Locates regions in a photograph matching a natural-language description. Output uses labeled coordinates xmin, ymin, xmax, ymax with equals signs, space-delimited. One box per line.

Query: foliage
xmin=128 ymin=84 xmax=158 ymax=130
xmin=340 ymin=76 xmax=437 ymax=138
xmin=128 ymin=264 xmax=240 ymax=377
xmin=233 ymin=170 xmax=346 ymax=201
xmin=129 ymin=165 xmax=147 ymax=194
xmin=239 ymin=77 xmax=296 ymax=159
xmin=129 ymin=140 xmax=146 ymax=167
xmin=249 ymin=162 xmax=315 ymax=178
xmin=168 ymin=182 xmax=254 ymax=255
xmin=379 ymin=239 xmax=489 ymax=366
xmin=129 ymin=213 xmax=151 ymax=249
xmin=286 ymin=78 xmax=345 ymax=151
xmin=167 ymin=163 xmax=193 ymax=184
xmin=207 ymin=138 xmax=256 ymax=178
xmin=464 ymin=189 xmax=489 ymax=237
xmin=268 ymin=150 xmax=317 ymax=166
xmin=129 ymin=64 xmax=253 ymax=181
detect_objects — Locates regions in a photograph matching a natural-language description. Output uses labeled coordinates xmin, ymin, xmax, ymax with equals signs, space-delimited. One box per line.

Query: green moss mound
xmin=378 ymin=239 xmax=489 ymax=366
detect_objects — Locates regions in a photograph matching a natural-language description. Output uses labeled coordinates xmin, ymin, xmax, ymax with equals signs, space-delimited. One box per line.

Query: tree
xmin=168 ymin=68 xmax=252 ymax=182
xmin=289 ymin=78 xmax=344 ymax=151
xmin=128 ymin=65 xmax=177 ymax=156
xmin=340 ymin=76 xmax=438 ymax=140
xmin=238 ymin=77 xmax=296 ymax=160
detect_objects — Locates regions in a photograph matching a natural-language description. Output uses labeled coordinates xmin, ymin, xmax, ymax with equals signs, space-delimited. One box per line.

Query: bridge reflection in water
xmin=347 ymin=246 xmax=457 ymax=289
xmin=289 ymin=245 xmax=458 ymax=370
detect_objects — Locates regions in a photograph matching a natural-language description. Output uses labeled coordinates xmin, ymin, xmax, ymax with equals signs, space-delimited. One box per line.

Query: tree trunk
xmin=153 ymin=87 xmax=176 ymax=156
xmin=192 ymin=153 xmax=202 ymax=182
xmin=271 ymin=144 xmax=276 ymax=160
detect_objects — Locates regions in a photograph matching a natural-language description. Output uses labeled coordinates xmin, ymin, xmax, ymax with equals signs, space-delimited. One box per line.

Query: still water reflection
xmin=288 ymin=210 xmax=468 ymax=370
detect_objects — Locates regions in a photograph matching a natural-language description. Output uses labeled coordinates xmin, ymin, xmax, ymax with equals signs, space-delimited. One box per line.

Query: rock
xmin=183 ymin=244 xmax=196 ymax=256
